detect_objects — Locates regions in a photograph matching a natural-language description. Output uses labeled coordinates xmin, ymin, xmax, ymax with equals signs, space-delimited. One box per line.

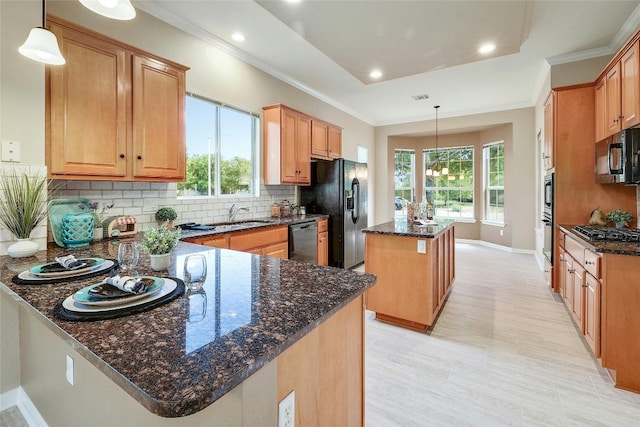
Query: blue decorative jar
xmin=61 ymin=213 xmax=94 ymax=248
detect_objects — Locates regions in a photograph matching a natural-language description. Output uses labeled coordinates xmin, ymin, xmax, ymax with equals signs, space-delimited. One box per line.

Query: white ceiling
xmin=136 ymin=0 xmax=640 ymax=126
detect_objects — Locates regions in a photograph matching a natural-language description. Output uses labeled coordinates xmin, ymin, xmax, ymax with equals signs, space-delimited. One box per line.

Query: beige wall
xmin=550 ymin=55 xmax=612 ymax=89
xmin=376 ymin=108 xmax=536 ymax=250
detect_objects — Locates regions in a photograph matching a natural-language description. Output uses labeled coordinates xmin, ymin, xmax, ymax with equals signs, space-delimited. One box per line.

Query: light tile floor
xmin=364 ymin=242 xmax=640 ymax=426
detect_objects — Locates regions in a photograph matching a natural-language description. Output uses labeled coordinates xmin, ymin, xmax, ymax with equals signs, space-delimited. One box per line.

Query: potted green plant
xmin=155 ymin=207 xmax=177 ymax=229
xmin=0 ymin=169 xmax=49 ymax=257
xmin=140 ymin=222 xmax=181 ymax=271
xmin=605 ymin=209 xmax=633 ymax=228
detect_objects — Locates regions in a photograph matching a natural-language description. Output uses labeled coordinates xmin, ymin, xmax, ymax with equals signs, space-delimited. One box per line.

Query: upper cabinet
xmin=46 ymin=17 xmax=188 ymax=182
xmin=594 ymin=37 xmax=640 ymax=141
xmin=311 ymin=119 xmax=342 ymax=160
xmin=263 ymin=104 xmax=311 ymax=185
xmin=543 ymin=92 xmax=554 ymax=171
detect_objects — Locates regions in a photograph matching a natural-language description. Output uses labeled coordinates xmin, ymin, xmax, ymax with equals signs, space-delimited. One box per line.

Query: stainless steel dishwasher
xmin=289 ymin=220 xmax=318 ymax=264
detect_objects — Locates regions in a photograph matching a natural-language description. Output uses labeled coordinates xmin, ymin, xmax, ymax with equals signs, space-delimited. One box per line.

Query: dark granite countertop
xmin=362 ymin=218 xmax=454 ymax=238
xmin=0 ymin=237 xmax=375 ymax=417
xmin=559 ymin=224 xmax=640 ymax=256
xmin=178 ymin=214 xmax=328 ymax=240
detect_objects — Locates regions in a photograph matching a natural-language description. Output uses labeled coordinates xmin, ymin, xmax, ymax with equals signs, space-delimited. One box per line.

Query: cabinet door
xmin=595 ymin=78 xmax=607 ymax=142
xmin=543 ymin=93 xmax=554 ymax=170
xmin=621 ymin=42 xmax=640 ymax=129
xmin=571 ymin=263 xmax=585 ymax=332
xmin=48 ymin=23 xmax=128 ymax=178
xmin=263 ymin=242 xmax=288 ymax=259
xmin=317 ymin=231 xmax=328 ymax=266
xmin=296 ymin=115 xmax=312 ymax=184
xmin=311 ymin=120 xmax=329 ymax=158
xmin=327 ymin=125 xmax=342 ymax=159
xmin=563 ymin=252 xmax=573 ymax=306
xmin=280 ymin=109 xmax=299 ymax=184
xmin=132 ymin=56 xmax=186 ymax=180
xmin=606 ymin=63 xmax=622 ymax=137
xmin=584 ymin=273 xmax=601 ymax=357
xmin=199 ymin=235 xmax=229 ymax=249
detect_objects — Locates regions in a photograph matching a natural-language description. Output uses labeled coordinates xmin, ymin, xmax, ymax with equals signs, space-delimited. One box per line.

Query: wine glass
xmin=117 ymin=242 xmax=139 ymax=275
xmin=184 ymin=254 xmax=207 ymax=290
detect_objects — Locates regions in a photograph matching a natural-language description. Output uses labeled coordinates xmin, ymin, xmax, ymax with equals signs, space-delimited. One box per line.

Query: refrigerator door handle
xmin=352 ymin=178 xmax=360 ymax=224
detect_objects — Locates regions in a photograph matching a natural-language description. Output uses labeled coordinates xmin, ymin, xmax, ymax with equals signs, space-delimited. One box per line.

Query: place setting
xmin=52 ymin=242 xmax=185 ymax=321
xmin=12 ymin=254 xmax=117 ymax=285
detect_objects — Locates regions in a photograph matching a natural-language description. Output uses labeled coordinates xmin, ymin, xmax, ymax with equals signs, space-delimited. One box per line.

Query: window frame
xmin=423 ymin=146 xmax=475 ymax=220
xmin=179 ymin=93 xmax=260 ymax=199
xmin=394 ymin=149 xmax=416 ymax=216
xmin=483 ymin=140 xmax=505 ymax=224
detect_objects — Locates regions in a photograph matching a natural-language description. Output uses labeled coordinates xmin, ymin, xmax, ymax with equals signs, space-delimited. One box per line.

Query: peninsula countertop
xmin=362 ymin=218 xmax=454 ymax=238
xmin=0 ymin=238 xmax=376 ymax=417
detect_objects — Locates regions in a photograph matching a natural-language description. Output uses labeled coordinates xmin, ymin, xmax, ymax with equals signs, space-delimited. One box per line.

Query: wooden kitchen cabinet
xmin=311 ymin=120 xmax=342 ymax=160
xmin=317 ymin=218 xmax=328 ymax=266
xmin=584 ymin=272 xmax=601 ymax=357
xmin=263 ymin=104 xmax=311 ymax=185
xmin=543 ymin=92 xmax=554 ymax=170
xmin=595 ymin=79 xmax=607 ymax=142
xmin=621 ymin=41 xmax=640 ymax=130
xmin=46 ymin=16 xmax=187 ymax=182
xmin=183 ymin=225 xmax=288 ymax=259
xmin=605 ymin=64 xmax=622 ymax=137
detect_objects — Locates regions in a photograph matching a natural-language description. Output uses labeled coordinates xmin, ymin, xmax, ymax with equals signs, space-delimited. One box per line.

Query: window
xmin=394 ymin=149 xmax=415 ymax=217
xmin=484 ymin=141 xmax=504 ymax=223
xmin=423 ymin=146 xmax=474 ymax=219
xmin=179 ymin=94 xmax=259 ymax=197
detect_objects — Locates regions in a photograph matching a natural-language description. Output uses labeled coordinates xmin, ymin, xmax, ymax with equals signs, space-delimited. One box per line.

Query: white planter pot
xmin=7 ymin=238 xmax=39 ymax=258
xmin=93 ymin=227 xmax=104 ymax=241
xmin=149 ymin=253 xmax=171 ymax=271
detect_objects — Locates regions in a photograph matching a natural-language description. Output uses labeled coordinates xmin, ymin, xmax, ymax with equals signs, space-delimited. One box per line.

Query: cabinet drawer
xmin=318 ymin=219 xmax=328 ymax=233
xmin=557 ymin=230 xmax=565 ymax=248
xmin=564 ymin=235 xmax=585 ymax=266
xmin=229 ymin=226 xmax=288 ymax=251
xmin=584 ymin=249 xmax=601 ymax=279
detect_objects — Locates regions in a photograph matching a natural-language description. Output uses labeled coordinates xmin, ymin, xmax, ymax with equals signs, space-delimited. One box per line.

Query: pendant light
xmin=426 ymin=105 xmax=448 ymax=177
xmin=18 ymin=0 xmax=65 ymax=65
xmin=79 ymin=0 xmax=136 ymax=20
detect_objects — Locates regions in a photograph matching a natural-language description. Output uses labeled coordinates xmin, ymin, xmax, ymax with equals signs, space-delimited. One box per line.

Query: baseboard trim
xmin=456 ymin=238 xmax=537 ymax=256
xmin=0 ymin=387 xmax=48 ymax=427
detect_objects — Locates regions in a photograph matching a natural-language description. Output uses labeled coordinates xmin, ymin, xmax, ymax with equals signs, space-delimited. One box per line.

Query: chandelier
xmin=426 ymin=105 xmax=448 ymax=177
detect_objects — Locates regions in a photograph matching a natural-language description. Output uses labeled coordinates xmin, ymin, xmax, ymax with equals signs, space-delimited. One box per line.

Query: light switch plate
xmin=66 ymin=355 xmax=74 ymax=385
xmin=1 ymin=140 xmax=20 ymax=162
xmin=278 ymin=391 xmax=295 ymax=427
xmin=417 ymin=240 xmax=426 ymax=254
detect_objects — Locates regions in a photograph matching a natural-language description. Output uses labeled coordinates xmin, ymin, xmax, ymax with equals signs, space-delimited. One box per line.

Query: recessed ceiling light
xmin=478 ymin=43 xmax=496 ymax=54
xmin=370 ymin=69 xmax=383 ymax=79
xmin=232 ymin=32 xmax=245 ymax=42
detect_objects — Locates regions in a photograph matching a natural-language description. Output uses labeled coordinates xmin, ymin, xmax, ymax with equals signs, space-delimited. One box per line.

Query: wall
xmin=376 ymin=108 xmax=536 ymax=251
xmin=550 ymin=56 xmax=612 ymax=89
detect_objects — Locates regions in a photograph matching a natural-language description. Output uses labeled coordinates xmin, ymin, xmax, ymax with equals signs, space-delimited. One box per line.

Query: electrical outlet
xmin=278 ymin=391 xmax=295 ymax=427
xmin=417 ymin=239 xmax=426 ymax=254
xmin=500 ymin=229 xmax=504 ymax=236
xmin=1 ymin=140 xmax=21 ymax=162
xmin=66 ymin=355 xmax=74 ymax=385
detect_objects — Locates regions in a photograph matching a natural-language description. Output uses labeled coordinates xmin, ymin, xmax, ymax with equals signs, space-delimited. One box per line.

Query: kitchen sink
xmin=202 ymin=220 xmax=275 ymax=231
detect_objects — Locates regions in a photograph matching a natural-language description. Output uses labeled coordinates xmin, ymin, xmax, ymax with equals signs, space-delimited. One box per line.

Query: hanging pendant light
xmin=19 ymin=0 xmax=65 ymax=65
xmin=426 ymin=105 xmax=448 ymax=177
xmin=79 ymin=0 xmax=136 ymax=20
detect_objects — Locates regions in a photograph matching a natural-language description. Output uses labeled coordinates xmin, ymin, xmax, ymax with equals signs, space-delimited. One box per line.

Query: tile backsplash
xmin=49 ymin=180 xmax=295 ymax=241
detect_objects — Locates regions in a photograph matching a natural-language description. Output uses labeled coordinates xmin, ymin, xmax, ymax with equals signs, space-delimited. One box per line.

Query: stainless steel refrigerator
xmin=299 ymin=159 xmax=368 ymax=269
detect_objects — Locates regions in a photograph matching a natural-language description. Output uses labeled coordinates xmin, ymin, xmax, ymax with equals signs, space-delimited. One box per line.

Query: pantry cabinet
xmin=543 ymin=92 xmax=554 ymax=170
xmin=46 ymin=16 xmax=187 ymax=182
xmin=263 ymin=104 xmax=311 ymax=185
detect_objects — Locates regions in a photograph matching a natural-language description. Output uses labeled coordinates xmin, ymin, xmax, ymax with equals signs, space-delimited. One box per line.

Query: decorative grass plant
xmin=0 ymin=169 xmax=49 ymax=239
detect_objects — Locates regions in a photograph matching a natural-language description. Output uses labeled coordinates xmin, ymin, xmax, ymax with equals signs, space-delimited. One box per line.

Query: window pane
xmin=394 ymin=149 xmax=415 ymax=218
xmin=180 ymin=96 xmax=216 ymax=196
xmin=484 ymin=142 xmax=505 ymax=222
xmin=220 ymin=107 xmax=254 ymax=195
xmin=424 ymin=146 xmax=474 ymax=219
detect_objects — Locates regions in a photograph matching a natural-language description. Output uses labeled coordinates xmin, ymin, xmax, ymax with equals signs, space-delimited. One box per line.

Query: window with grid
xmin=178 ymin=94 xmax=259 ymax=197
xmin=483 ymin=141 xmax=504 ymax=223
xmin=423 ymin=146 xmax=474 ymax=219
xmin=394 ymin=149 xmax=415 ymax=217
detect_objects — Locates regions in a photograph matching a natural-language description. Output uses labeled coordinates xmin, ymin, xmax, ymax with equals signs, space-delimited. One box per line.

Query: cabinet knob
xmin=582 ymin=284 xmax=588 ymax=288
xmin=585 ymin=260 xmax=594 ymax=265
xmin=119 ymin=154 xmax=125 ymax=159
xmin=568 ymin=268 xmax=574 ymax=274
xmin=137 ymin=155 xmax=142 ymax=160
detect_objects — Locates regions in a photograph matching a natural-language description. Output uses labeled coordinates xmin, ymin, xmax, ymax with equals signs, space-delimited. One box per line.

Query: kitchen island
xmin=0 ymin=238 xmax=375 ymax=425
xmin=364 ymin=219 xmax=455 ymax=331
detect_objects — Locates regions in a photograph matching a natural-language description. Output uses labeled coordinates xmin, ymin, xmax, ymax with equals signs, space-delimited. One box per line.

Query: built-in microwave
xmin=595 ymin=128 xmax=640 ymax=184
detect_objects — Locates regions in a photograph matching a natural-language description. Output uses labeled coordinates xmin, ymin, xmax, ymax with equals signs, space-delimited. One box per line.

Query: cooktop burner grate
xmin=573 ymin=225 xmax=640 ymax=242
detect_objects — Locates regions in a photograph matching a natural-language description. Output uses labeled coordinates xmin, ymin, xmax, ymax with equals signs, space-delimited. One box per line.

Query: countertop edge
xmin=558 ymin=224 xmax=640 ymax=256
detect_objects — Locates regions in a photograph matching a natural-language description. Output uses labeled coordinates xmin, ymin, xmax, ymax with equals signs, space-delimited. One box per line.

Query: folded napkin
xmin=106 ymin=271 xmax=149 ymax=294
xmin=55 ymin=255 xmax=87 ymax=270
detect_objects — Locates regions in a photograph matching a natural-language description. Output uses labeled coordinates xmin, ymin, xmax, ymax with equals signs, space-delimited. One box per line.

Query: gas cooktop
xmin=573 ymin=225 xmax=640 ymax=242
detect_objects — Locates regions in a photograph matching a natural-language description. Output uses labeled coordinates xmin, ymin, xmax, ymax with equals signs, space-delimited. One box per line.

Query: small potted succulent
xmin=140 ymin=222 xmax=181 ymax=271
xmin=605 ymin=209 xmax=633 ymax=228
xmin=155 ymin=207 xmax=177 ymax=229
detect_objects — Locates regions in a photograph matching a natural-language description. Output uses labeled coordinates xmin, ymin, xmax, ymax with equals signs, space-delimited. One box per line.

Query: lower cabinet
xmin=584 ymin=273 xmax=601 ymax=357
xmin=184 ymin=225 xmax=288 ymax=259
xmin=317 ymin=218 xmax=328 ymax=266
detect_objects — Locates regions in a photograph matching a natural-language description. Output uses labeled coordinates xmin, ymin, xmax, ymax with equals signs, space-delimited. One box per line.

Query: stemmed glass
xmin=117 ymin=242 xmax=139 ymax=275
xmin=184 ymin=254 xmax=207 ymax=290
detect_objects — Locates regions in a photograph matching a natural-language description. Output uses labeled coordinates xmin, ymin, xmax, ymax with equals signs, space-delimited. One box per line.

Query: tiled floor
xmin=364 ymin=242 xmax=640 ymax=426
xmin=0 ymin=406 xmax=28 ymax=427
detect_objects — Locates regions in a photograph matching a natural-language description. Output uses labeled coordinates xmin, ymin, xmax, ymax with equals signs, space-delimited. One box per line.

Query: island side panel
xmin=277 ymin=295 xmax=365 ymax=427
xmin=364 ymin=233 xmax=434 ymax=328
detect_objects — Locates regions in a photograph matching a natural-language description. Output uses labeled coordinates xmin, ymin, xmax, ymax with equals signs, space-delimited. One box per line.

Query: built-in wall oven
xmin=542 ymin=173 xmax=554 ymax=265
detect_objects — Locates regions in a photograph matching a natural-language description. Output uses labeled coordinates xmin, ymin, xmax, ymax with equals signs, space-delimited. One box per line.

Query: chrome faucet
xmin=228 ymin=204 xmax=250 ymax=222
